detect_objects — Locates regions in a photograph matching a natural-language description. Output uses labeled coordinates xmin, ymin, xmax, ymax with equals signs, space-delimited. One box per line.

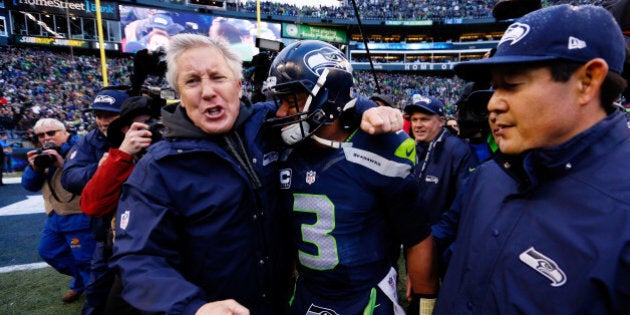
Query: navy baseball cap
xmin=87 ymin=89 xmax=129 ymax=113
xmin=404 ymin=94 xmax=445 ymax=116
xmin=455 ymin=4 xmax=626 ymax=81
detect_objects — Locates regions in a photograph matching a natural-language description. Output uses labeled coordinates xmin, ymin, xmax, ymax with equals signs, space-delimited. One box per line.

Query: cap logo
xmin=567 ymin=36 xmax=586 ymax=50
xmin=499 ymin=22 xmax=530 ymax=47
xmin=412 ymin=94 xmax=432 ymax=104
xmin=94 ymin=95 xmax=116 ymax=104
xmin=152 ymin=16 xmax=169 ymax=27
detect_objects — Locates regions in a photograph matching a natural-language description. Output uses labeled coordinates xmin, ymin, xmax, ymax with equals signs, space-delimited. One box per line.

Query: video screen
xmin=119 ymin=5 xmax=281 ymax=62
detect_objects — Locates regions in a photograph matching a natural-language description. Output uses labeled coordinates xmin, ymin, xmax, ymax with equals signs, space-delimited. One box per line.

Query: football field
xmin=0 ymin=176 xmax=84 ymax=314
xmin=0 ymin=176 xmax=410 ymax=313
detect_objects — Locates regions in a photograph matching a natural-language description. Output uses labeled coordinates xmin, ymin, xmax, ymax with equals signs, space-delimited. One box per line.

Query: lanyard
xmin=418 ymin=129 xmax=446 ymax=179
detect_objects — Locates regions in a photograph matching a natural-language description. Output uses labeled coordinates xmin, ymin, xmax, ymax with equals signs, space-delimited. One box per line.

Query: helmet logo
xmin=304 ymin=47 xmax=352 ymax=77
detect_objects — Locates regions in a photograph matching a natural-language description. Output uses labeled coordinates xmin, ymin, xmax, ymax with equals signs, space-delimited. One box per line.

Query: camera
xmin=145 ymin=118 xmax=166 ymax=144
xmin=455 ymin=82 xmax=493 ymax=142
xmin=34 ymin=142 xmax=62 ymax=169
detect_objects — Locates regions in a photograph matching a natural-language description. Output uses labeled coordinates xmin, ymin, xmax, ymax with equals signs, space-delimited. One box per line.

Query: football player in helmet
xmin=265 ymin=40 xmax=438 ymax=315
xmin=264 ymin=40 xmax=358 ymax=148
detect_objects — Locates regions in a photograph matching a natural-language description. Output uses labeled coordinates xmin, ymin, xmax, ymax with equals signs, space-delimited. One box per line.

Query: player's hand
xmin=119 ymin=122 xmax=152 ymax=156
xmin=360 ymin=106 xmax=404 ymax=135
xmin=195 ymin=299 xmax=249 ymax=315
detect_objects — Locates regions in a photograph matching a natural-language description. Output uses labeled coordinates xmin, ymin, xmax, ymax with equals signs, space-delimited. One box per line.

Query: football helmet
xmin=264 ymin=40 xmax=356 ymax=147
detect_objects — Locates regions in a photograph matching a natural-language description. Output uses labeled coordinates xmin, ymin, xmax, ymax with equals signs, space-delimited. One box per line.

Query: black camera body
xmin=34 ymin=142 xmax=62 ymax=169
xmin=145 ymin=118 xmax=166 ymax=144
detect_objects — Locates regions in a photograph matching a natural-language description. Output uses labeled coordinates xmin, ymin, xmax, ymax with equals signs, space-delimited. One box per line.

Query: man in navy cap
xmin=434 ymin=5 xmax=630 ymax=314
xmin=61 ymin=86 xmax=129 ymax=315
xmin=78 ymin=95 xmax=160 ymax=314
xmin=403 ymin=95 xmax=478 ymax=286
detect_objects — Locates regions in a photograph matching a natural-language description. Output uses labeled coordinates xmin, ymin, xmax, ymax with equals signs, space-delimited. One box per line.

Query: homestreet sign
xmin=8 ymin=0 xmax=119 ymax=19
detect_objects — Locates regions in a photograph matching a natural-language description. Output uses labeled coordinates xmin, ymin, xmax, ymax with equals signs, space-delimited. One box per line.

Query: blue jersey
xmin=280 ymin=129 xmax=431 ymax=298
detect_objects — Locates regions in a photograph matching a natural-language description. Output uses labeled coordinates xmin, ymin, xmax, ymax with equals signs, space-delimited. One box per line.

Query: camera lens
xmin=34 ymin=153 xmax=56 ymax=169
xmin=148 ymin=122 xmax=165 ymax=144
xmin=34 ymin=142 xmax=62 ymax=169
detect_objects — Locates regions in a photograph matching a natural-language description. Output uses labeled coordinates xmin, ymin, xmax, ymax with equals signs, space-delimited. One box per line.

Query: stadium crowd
xmin=1 ymin=1 xmax=629 ymax=314
xmin=0 ymin=0 xmax=620 ymax=159
xmin=0 ymin=46 xmax=465 ymax=152
xmin=0 ymin=47 xmax=131 ymax=145
xmin=237 ymin=0 xmax=606 ymax=21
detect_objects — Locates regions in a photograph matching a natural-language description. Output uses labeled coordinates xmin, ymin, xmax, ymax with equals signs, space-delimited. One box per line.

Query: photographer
xmin=60 ymin=87 xmax=130 ymax=315
xmin=21 ymin=118 xmax=96 ymax=304
xmin=79 ymin=95 xmax=159 ymax=314
xmin=80 ymin=96 xmax=159 ymax=218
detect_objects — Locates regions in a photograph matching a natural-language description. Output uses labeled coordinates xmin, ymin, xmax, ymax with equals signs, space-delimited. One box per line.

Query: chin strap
xmin=311 ymin=134 xmax=349 ymax=149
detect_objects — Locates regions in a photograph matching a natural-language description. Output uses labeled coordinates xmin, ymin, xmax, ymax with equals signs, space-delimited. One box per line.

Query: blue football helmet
xmin=264 ymin=40 xmax=356 ymax=146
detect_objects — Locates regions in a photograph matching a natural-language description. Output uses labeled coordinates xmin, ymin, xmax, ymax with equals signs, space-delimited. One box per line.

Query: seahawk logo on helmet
xmin=265 ymin=40 xmax=356 ymax=148
xmin=304 ymin=47 xmax=353 ymax=77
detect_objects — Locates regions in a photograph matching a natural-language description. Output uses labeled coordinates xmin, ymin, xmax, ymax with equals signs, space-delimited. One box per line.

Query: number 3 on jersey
xmin=294 ymin=194 xmax=339 ymax=270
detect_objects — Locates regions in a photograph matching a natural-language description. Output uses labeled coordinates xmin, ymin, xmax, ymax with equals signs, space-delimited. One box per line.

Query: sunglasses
xmin=36 ymin=130 xmax=62 ymax=139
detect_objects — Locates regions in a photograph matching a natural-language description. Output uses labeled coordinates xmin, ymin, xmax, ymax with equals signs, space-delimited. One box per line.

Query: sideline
xmin=2 ymin=177 xmax=21 ymax=184
xmin=0 ymin=177 xmax=45 ymax=216
xmin=0 ymin=262 xmax=49 ymax=273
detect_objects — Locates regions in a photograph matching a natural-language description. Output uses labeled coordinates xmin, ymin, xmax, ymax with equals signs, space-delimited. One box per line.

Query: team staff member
xmin=61 ymin=87 xmax=130 ymax=315
xmin=435 ymin=5 xmax=630 ymax=314
xmin=110 ymin=33 xmax=291 ymax=315
xmin=22 ymin=118 xmax=95 ymax=303
xmin=403 ymin=95 xmax=478 ymax=284
xmin=265 ymin=40 xmax=437 ymax=315
xmin=404 ymin=95 xmax=478 ymax=226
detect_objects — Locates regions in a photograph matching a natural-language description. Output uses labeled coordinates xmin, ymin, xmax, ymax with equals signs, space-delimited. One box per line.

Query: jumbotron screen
xmin=119 ymin=5 xmax=281 ymax=62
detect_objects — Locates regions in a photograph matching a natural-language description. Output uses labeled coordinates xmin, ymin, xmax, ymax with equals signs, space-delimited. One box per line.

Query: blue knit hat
xmin=455 ymin=5 xmax=626 ymax=81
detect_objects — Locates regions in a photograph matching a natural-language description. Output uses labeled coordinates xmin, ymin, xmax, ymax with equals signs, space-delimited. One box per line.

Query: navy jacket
xmin=61 ymin=128 xmax=109 ymax=195
xmin=435 ymin=111 xmax=630 ymax=314
xmin=61 ymin=128 xmax=111 ymax=241
xmin=111 ymin=100 xmax=291 ymax=315
xmin=415 ymin=129 xmax=479 ymax=225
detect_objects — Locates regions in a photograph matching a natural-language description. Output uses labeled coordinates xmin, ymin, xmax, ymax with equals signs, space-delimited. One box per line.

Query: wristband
xmin=411 ymin=294 xmax=437 ymax=315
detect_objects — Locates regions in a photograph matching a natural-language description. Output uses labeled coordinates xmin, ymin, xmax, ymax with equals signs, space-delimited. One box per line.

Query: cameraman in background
xmin=61 ymin=87 xmax=130 ymax=315
xmin=79 ymin=95 xmax=160 ymax=314
xmin=21 ymin=118 xmax=96 ymax=304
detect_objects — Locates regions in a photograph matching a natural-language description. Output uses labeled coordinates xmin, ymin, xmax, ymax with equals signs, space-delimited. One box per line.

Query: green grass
xmin=0 ymin=243 xmax=408 ymax=314
xmin=0 ymin=267 xmax=84 ymax=314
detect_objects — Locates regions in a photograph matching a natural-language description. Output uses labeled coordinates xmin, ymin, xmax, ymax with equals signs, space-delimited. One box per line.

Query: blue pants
xmin=81 ymin=241 xmax=116 ymax=315
xmin=38 ymin=212 xmax=95 ymax=292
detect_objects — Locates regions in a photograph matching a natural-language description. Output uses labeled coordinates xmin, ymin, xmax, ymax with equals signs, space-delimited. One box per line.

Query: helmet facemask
xmin=266 ymin=68 xmax=354 ymax=146
xmin=264 ymin=40 xmax=356 ymax=147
